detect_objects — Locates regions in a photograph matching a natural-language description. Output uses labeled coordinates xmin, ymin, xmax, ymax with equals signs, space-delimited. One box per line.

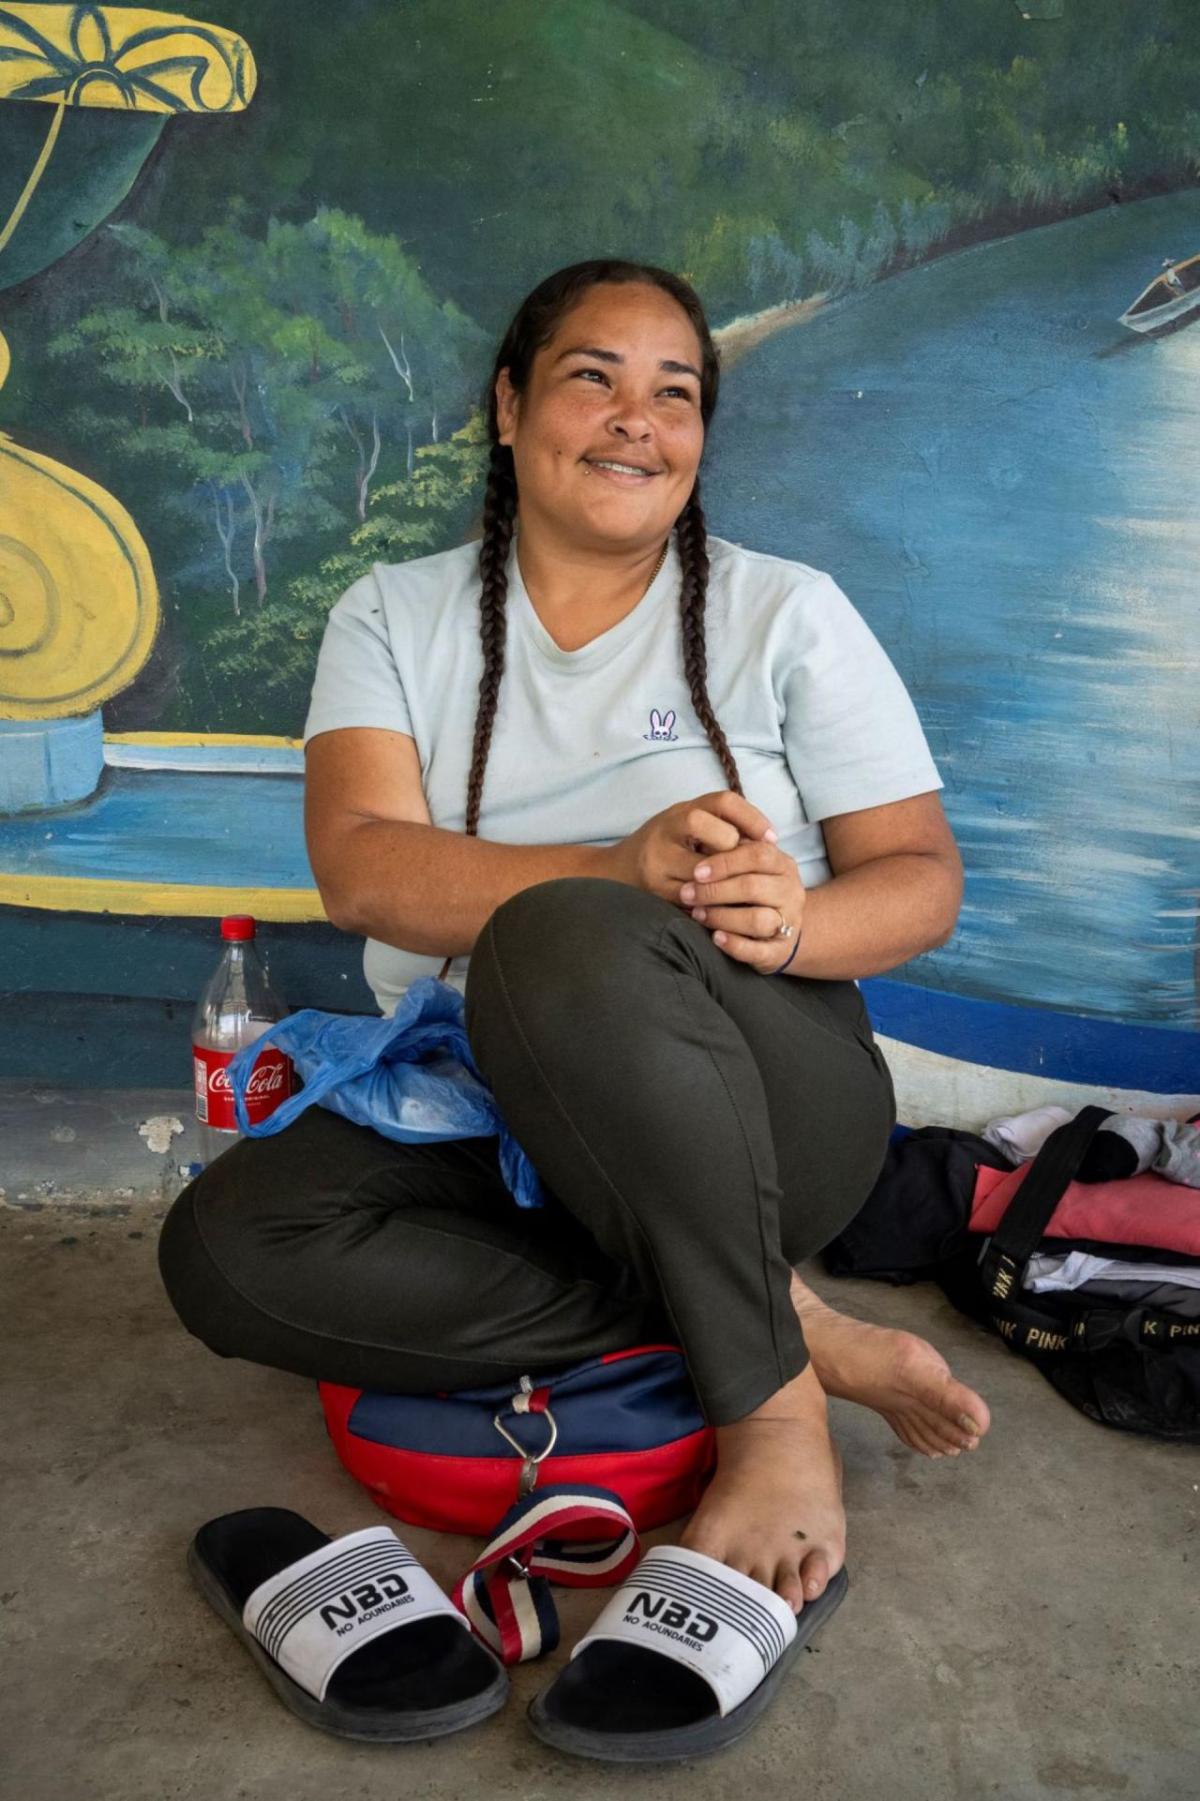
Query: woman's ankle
xmin=789 ymin=1270 xmax=837 ymax=1320
xmin=720 ymin=1359 xmax=831 ymax=1437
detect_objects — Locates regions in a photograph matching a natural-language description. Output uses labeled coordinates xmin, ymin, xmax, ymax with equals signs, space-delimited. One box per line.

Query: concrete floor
xmin=2 ymin=1197 xmax=1197 ymax=1801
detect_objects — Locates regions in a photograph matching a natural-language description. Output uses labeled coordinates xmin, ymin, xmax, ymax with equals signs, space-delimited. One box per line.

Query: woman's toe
xmin=913 ymin=1404 xmax=974 ymax=1451
xmin=776 ymin=1565 xmax=806 ymax=1613
xmin=747 ymin=1559 xmax=776 ymax=1594
xmin=883 ymin=1411 xmax=924 ymax=1453
xmin=942 ymin=1383 xmax=989 ymax=1437
xmin=897 ymin=1414 xmax=946 ymax=1457
xmin=800 ymin=1551 xmax=830 ymax=1601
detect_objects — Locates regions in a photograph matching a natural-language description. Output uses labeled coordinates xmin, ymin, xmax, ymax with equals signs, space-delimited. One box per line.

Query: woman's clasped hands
xmin=605 ymin=789 xmax=807 ymax=974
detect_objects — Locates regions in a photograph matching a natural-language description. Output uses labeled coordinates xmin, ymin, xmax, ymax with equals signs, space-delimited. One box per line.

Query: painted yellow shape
xmin=0 ymin=423 xmax=159 ymax=718
xmin=0 ymin=5 xmax=255 ymax=112
xmin=0 ymin=874 xmax=327 ymax=920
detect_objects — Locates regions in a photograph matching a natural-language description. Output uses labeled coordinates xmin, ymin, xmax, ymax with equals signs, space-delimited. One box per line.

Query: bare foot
xmin=791 ymin=1272 xmax=990 ymax=1458
xmin=681 ymin=1362 xmax=845 ymax=1614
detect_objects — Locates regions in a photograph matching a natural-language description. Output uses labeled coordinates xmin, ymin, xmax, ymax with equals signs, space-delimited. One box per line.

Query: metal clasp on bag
xmin=492 ymin=1374 xmax=559 ymax=1497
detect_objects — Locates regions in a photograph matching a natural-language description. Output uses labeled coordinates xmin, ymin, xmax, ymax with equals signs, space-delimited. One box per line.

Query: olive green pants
xmin=160 ymin=878 xmax=895 ymax=1424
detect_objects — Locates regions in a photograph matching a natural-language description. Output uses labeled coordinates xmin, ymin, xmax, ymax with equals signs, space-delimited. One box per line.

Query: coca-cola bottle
xmin=192 ymin=916 xmax=293 ymax=1167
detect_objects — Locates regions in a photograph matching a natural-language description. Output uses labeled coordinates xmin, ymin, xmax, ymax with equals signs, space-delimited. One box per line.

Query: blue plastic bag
xmin=226 ymin=976 xmax=547 ymax=1208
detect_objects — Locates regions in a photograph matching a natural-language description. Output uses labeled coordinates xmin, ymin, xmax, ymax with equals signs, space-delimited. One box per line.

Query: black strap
xmin=979 ymin=1105 xmax=1112 ymax=1302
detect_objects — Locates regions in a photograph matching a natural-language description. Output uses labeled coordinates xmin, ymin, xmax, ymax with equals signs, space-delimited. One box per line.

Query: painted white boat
xmin=1119 ymin=253 xmax=1200 ymax=333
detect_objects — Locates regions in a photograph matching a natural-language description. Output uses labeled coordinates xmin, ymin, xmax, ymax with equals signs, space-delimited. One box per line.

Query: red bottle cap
xmin=220 ymin=916 xmax=256 ymax=942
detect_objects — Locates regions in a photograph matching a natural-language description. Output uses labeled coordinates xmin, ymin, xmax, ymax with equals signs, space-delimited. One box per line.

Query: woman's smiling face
xmin=495 ymin=281 xmax=706 ymax=549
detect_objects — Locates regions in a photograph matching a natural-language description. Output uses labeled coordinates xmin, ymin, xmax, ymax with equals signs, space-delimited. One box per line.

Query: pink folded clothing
xmin=971 ymin=1164 xmax=1200 ymax=1259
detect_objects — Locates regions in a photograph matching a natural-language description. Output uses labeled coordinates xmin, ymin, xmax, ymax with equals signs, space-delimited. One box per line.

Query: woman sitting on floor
xmin=161 ymin=258 xmax=989 ymax=1632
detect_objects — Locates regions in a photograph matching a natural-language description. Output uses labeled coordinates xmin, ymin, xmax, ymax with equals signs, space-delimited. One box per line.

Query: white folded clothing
xmin=980 ymin=1105 xmax=1073 ymax=1166
xmin=1026 ymin=1250 xmax=1200 ymax=1295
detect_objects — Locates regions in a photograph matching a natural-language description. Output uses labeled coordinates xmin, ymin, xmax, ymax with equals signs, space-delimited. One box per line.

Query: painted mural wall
xmin=0 ymin=0 xmax=1197 ymax=1116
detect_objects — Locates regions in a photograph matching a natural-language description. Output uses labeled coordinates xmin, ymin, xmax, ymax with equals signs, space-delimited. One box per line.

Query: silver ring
xmin=774 ymin=912 xmax=794 ymax=939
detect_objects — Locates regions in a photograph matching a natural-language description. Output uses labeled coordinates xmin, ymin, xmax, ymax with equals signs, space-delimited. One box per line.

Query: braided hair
xmin=438 ymin=259 xmax=742 ymax=980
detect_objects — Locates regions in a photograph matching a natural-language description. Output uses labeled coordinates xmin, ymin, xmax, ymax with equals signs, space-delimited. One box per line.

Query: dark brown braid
xmin=674 ymin=477 xmax=742 ymax=796
xmin=463 ymin=442 xmax=520 ymax=843
xmin=438 ymin=259 xmax=741 ymax=980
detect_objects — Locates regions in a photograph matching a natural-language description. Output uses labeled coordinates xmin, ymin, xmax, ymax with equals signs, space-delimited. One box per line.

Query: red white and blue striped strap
xmin=452 ymin=1485 xmax=640 ymax=1665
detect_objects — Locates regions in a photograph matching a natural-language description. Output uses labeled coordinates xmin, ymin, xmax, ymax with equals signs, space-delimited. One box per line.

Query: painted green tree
xmin=44 ymin=207 xmax=487 ymax=726
xmin=204 ymin=412 xmax=489 ymax=729
xmin=50 ymin=212 xmax=484 ymax=612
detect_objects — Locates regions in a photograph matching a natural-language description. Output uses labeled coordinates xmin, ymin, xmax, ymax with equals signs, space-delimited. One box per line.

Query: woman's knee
xmin=158 ymin=1133 xmax=335 ymax=1364
xmin=158 ymin=1131 xmax=304 ymax=1345
xmin=158 ymin=1166 xmax=329 ymax=1372
xmin=494 ymin=876 xmax=665 ymax=951
xmin=468 ymin=876 xmax=678 ymax=1009
xmin=158 ymin=1175 xmax=231 ymax=1349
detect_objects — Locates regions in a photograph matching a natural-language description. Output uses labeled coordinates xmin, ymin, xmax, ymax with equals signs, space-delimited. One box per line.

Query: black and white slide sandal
xmin=528 ymin=1543 xmax=848 ymax=1763
xmin=188 ymin=1507 xmax=508 ymax=1741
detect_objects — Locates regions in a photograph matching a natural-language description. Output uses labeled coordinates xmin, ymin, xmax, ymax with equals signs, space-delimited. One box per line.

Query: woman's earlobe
xmin=495 ymin=370 xmax=518 ymax=443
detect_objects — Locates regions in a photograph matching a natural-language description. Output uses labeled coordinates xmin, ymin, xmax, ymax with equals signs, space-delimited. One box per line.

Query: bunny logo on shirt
xmin=644 ymin=708 xmax=677 ymax=741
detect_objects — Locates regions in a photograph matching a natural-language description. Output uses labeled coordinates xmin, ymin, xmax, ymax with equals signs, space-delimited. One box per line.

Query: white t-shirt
xmin=303 ymin=530 xmax=943 ymax=1013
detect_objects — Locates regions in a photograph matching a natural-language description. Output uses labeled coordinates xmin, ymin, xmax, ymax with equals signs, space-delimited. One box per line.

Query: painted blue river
xmin=707 ymin=192 xmax=1200 ymax=1031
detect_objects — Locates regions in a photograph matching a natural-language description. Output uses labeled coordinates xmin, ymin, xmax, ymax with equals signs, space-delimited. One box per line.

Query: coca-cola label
xmin=193 ymin=1044 xmax=292 ymax=1130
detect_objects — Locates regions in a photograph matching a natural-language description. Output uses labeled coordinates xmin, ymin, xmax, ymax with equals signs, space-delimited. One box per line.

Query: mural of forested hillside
xmin=1 ymin=0 xmax=1197 ymax=1100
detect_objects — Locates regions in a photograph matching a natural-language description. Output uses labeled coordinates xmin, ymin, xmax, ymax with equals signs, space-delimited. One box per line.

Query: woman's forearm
xmin=327 ymin=819 xmax=613 ymax=955
xmin=780 ymin=851 xmax=962 ymax=981
xmin=326 ymin=825 xmax=959 ymax=978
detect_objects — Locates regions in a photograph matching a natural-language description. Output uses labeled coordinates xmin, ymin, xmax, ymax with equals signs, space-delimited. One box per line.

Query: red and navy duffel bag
xmin=317 ymin=1345 xmax=717 ymax=1664
xmin=318 ymin=1343 xmax=716 ymax=1537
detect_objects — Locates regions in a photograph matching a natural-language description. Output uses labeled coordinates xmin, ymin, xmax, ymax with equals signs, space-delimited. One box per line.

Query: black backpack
xmin=828 ymin=1106 xmax=1200 ymax=1444
xmin=940 ymin=1106 xmax=1200 ymax=1443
